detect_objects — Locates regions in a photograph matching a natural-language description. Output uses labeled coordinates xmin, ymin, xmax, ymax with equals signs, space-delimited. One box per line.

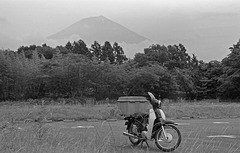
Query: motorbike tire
xmin=154 ymin=124 xmax=181 ymax=152
xmin=128 ymin=123 xmax=141 ymax=146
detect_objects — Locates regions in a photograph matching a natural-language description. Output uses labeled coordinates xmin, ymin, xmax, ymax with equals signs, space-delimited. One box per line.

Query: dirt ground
xmin=27 ymin=118 xmax=240 ymax=153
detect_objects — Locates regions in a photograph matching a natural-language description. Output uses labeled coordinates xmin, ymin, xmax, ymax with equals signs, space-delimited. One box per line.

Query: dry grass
xmin=1 ymin=100 xmax=240 ymax=123
xmin=1 ymin=115 xmax=240 ymax=153
xmin=0 ymin=124 xmax=112 ymax=153
xmin=0 ymin=108 xmax=115 ymax=153
xmin=162 ymin=101 xmax=240 ymax=119
xmin=177 ymin=126 xmax=240 ymax=153
xmin=0 ymin=103 xmax=122 ymax=123
xmin=0 ymin=100 xmax=240 ymax=153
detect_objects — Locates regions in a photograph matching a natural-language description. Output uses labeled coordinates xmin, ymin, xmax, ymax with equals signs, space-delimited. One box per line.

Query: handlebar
xmin=147 ymin=92 xmax=156 ymax=100
xmin=147 ymin=92 xmax=161 ymax=108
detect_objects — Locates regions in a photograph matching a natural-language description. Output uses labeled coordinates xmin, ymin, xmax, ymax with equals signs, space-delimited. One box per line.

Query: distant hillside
xmin=48 ymin=16 xmax=148 ymax=44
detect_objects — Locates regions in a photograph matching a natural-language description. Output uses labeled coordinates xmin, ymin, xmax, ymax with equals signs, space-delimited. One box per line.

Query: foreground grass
xmin=0 ymin=122 xmax=115 ymax=153
xmin=1 ymin=117 xmax=240 ymax=153
xmin=1 ymin=99 xmax=240 ymax=153
xmin=0 ymin=100 xmax=240 ymax=152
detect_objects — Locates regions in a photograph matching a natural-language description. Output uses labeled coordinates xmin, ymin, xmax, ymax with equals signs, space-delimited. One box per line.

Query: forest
xmin=0 ymin=39 xmax=240 ymax=102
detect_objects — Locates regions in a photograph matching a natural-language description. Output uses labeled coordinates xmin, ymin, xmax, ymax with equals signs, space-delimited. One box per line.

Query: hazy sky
xmin=0 ymin=0 xmax=240 ymax=61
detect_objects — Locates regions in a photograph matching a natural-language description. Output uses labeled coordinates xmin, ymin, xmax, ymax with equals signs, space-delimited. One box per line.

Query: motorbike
xmin=123 ymin=92 xmax=181 ymax=152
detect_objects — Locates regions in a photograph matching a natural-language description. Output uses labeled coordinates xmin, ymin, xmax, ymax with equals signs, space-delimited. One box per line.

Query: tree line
xmin=0 ymin=39 xmax=240 ymax=102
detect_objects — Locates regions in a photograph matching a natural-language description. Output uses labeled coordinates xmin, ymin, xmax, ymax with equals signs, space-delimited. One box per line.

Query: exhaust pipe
xmin=123 ymin=132 xmax=140 ymax=139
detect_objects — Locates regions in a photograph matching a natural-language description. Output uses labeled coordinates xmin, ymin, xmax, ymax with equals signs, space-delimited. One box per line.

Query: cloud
xmin=0 ymin=17 xmax=10 ymax=28
xmin=0 ymin=33 xmax=21 ymax=50
xmin=0 ymin=32 xmax=49 ymax=50
xmin=0 ymin=17 xmax=8 ymax=24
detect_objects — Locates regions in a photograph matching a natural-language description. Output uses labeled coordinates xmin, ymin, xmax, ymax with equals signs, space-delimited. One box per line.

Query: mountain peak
xmin=77 ymin=16 xmax=115 ymax=26
xmin=48 ymin=16 xmax=148 ymax=44
xmin=81 ymin=16 xmax=108 ymax=22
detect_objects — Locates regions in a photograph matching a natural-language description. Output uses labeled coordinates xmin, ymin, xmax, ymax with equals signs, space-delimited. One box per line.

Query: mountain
xmin=47 ymin=16 xmax=152 ymax=58
xmin=48 ymin=16 xmax=148 ymax=44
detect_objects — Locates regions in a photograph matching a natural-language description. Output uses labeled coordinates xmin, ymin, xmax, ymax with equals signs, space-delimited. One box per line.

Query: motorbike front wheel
xmin=155 ymin=124 xmax=181 ymax=152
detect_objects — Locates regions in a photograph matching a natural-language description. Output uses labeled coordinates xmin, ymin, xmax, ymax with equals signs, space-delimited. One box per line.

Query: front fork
xmin=161 ymin=125 xmax=167 ymax=139
xmin=152 ymin=118 xmax=169 ymax=140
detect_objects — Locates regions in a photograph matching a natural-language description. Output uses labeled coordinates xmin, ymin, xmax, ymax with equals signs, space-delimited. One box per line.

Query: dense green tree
xmin=134 ymin=44 xmax=193 ymax=69
xmin=65 ymin=41 xmax=73 ymax=50
xmin=90 ymin=41 xmax=102 ymax=62
xmin=113 ymin=42 xmax=128 ymax=64
xmin=204 ymin=61 xmax=222 ymax=99
xmin=2 ymin=38 xmax=240 ymax=102
xmin=36 ymin=44 xmax=56 ymax=59
xmin=124 ymin=63 xmax=177 ymax=99
xmin=0 ymin=51 xmax=11 ymax=100
xmin=0 ymin=49 xmax=43 ymax=100
xmin=17 ymin=45 xmax=37 ymax=59
xmin=56 ymin=45 xmax=71 ymax=55
xmin=157 ymin=70 xmax=178 ymax=100
xmin=218 ymin=40 xmax=240 ymax=99
xmin=134 ymin=53 xmax=150 ymax=67
xmin=102 ymin=41 xmax=114 ymax=63
xmin=167 ymin=44 xmax=191 ymax=69
xmin=126 ymin=65 xmax=161 ymax=96
xmin=144 ymin=44 xmax=169 ymax=66
xmin=175 ymin=68 xmax=196 ymax=100
xmin=72 ymin=40 xmax=91 ymax=58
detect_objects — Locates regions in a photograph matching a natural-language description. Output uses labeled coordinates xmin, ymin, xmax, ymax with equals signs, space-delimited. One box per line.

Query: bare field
xmin=1 ymin=118 xmax=240 ymax=153
xmin=1 ymin=101 xmax=240 ymax=122
xmin=1 ymin=101 xmax=240 ymax=153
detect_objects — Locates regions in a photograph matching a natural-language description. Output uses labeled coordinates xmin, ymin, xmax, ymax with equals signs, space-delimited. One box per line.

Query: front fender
xmin=154 ymin=119 xmax=178 ymax=127
xmin=163 ymin=120 xmax=178 ymax=125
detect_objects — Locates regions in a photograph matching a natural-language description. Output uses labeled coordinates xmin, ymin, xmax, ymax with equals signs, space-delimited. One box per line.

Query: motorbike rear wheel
xmin=128 ymin=123 xmax=141 ymax=146
xmin=154 ymin=124 xmax=181 ymax=152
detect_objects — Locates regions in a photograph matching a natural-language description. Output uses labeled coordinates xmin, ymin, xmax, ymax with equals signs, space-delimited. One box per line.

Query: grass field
xmin=1 ymin=100 xmax=240 ymax=153
xmin=1 ymin=118 xmax=240 ymax=153
xmin=1 ymin=100 xmax=240 ymax=122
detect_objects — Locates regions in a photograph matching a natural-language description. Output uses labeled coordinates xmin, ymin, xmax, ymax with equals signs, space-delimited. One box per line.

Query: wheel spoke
xmin=155 ymin=125 xmax=181 ymax=152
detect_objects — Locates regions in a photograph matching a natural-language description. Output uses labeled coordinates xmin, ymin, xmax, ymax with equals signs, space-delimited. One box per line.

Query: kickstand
xmin=140 ymin=139 xmax=149 ymax=149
